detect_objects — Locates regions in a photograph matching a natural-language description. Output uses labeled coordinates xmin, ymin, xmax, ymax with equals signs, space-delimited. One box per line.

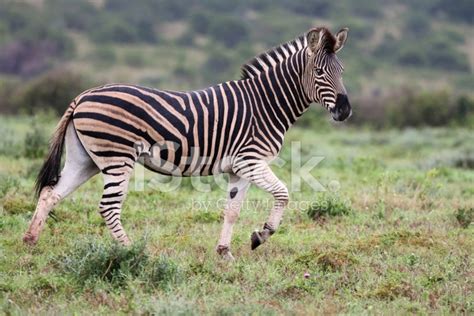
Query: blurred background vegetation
xmin=0 ymin=0 xmax=473 ymax=128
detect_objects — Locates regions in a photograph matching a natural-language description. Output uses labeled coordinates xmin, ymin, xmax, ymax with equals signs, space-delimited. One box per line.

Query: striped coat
xmin=24 ymin=27 xmax=351 ymax=259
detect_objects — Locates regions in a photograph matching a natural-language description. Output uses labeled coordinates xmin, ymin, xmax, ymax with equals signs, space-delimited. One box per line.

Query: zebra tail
xmin=35 ymin=101 xmax=76 ymax=196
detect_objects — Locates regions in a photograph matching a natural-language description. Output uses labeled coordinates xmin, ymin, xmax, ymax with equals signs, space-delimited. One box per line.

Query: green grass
xmin=0 ymin=116 xmax=473 ymax=314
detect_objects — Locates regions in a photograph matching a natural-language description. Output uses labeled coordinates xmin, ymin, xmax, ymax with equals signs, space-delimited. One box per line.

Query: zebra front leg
xmin=216 ymin=174 xmax=250 ymax=260
xmin=99 ymin=172 xmax=133 ymax=246
xmin=234 ymin=160 xmax=289 ymax=250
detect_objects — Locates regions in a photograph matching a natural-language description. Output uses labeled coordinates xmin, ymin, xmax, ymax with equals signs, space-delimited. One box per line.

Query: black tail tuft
xmin=35 ymin=105 xmax=75 ymax=196
xmin=35 ymin=137 xmax=66 ymax=196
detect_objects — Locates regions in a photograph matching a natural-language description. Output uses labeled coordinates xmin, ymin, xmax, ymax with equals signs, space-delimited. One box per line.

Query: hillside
xmin=0 ymin=0 xmax=473 ymax=97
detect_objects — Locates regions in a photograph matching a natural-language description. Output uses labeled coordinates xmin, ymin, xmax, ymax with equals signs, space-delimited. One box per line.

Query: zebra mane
xmin=240 ymin=34 xmax=307 ymax=80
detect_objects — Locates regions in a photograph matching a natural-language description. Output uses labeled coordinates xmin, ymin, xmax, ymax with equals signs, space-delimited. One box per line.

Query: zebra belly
xmin=139 ymin=148 xmax=233 ymax=177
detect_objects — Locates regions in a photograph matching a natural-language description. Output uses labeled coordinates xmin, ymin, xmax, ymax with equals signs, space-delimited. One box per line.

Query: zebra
xmin=23 ymin=27 xmax=351 ymax=260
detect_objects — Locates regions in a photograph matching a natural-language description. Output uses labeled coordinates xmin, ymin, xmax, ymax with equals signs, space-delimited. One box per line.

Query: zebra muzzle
xmin=331 ymin=94 xmax=352 ymax=122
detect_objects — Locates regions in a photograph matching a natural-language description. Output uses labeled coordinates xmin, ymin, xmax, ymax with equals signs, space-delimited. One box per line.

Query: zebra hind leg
xmin=23 ymin=123 xmax=99 ymax=245
xmin=98 ymin=168 xmax=134 ymax=246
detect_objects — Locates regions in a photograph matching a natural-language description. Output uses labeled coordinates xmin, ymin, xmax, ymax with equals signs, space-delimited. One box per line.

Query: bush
xmin=281 ymin=0 xmax=332 ymax=17
xmin=189 ymin=11 xmax=212 ymax=34
xmin=455 ymin=207 xmax=473 ymax=228
xmin=24 ymin=121 xmax=48 ymax=159
xmin=306 ymin=194 xmax=352 ymax=221
xmin=397 ymin=46 xmax=427 ymax=66
xmin=201 ymin=49 xmax=234 ymax=83
xmin=350 ymin=89 xmax=474 ymax=128
xmin=1 ymin=192 xmax=36 ymax=215
xmin=0 ymin=176 xmax=20 ymax=196
xmin=294 ymin=106 xmax=330 ymax=130
xmin=208 ymin=16 xmax=249 ymax=48
xmin=11 ymin=70 xmax=91 ymax=115
xmin=433 ymin=0 xmax=474 ymax=24
xmin=89 ymin=15 xmax=141 ymax=44
xmin=0 ymin=121 xmax=23 ymax=156
xmin=123 ymin=51 xmax=146 ymax=67
xmin=89 ymin=46 xmax=117 ymax=67
xmin=404 ymin=12 xmax=431 ymax=36
xmin=346 ymin=0 xmax=381 ymax=18
xmin=192 ymin=210 xmax=221 ymax=223
xmin=0 ymin=2 xmax=75 ymax=76
xmin=396 ymin=41 xmax=469 ymax=72
xmin=45 ymin=0 xmax=99 ymax=31
xmin=59 ymin=239 xmax=181 ymax=289
xmin=343 ymin=18 xmax=373 ymax=40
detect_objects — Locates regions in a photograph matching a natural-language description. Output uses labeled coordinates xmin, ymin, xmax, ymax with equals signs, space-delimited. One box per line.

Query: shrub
xmin=306 ymin=194 xmax=352 ymax=221
xmin=147 ymin=255 xmax=180 ymax=291
xmin=281 ymin=0 xmax=332 ymax=17
xmin=207 ymin=16 xmax=249 ymax=48
xmin=189 ymin=11 xmax=212 ymax=34
xmin=433 ymin=0 xmax=474 ymax=24
xmin=90 ymin=46 xmax=117 ymax=67
xmin=89 ymin=15 xmax=141 ymax=44
xmin=294 ymin=106 xmax=330 ymax=130
xmin=0 ymin=176 xmax=20 ymax=196
xmin=1 ymin=192 xmax=36 ymax=215
xmin=347 ymin=0 xmax=381 ymax=18
xmin=295 ymin=246 xmax=357 ymax=271
xmin=24 ymin=121 xmax=48 ymax=159
xmin=192 ymin=210 xmax=221 ymax=223
xmin=45 ymin=0 xmax=99 ymax=31
xmin=0 ymin=122 xmax=23 ymax=157
xmin=397 ymin=46 xmax=427 ymax=67
xmin=60 ymin=240 xmax=149 ymax=286
xmin=11 ymin=70 xmax=91 ymax=115
xmin=340 ymin=17 xmax=373 ymax=40
xmin=397 ymin=39 xmax=468 ymax=72
xmin=201 ymin=49 xmax=235 ymax=83
xmin=59 ymin=239 xmax=181 ymax=289
xmin=350 ymin=89 xmax=474 ymax=128
xmin=455 ymin=207 xmax=473 ymax=228
xmin=0 ymin=2 xmax=75 ymax=76
xmin=123 ymin=51 xmax=146 ymax=67
xmin=404 ymin=12 xmax=431 ymax=36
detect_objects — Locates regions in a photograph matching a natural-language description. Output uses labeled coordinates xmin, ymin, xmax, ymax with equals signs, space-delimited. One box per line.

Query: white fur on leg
xmin=23 ymin=187 xmax=60 ymax=245
xmin=23 ymin=123 xmax=99 ymax=245
xmin=216 ymin=174 xmax=250 ymax=258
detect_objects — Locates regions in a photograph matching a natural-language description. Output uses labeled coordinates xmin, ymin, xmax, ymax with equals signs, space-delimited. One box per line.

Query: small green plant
xmin=192 ymin=210 xmax=221 ymax=223
xmin=295 ymin=247 xmax=357 ymax=271
xmin=60 ymin=240 xmax=148 ymax=286
xmin=306 ymin=194 xmax=352 ymax=221
xmin=24 ymin=122 xmax=48 ymax=159
xmin=0 ymin=175 xmax=19 ymax=196
xmin=147 ymin=255 xmax=180 ymax=291
xmin=455 ymin=207 xmax=473 ymax=228
xmin=1 ymin=192 xmax=35 ymax=215
xmin=58 ymin=239 xmax=180 ymax=289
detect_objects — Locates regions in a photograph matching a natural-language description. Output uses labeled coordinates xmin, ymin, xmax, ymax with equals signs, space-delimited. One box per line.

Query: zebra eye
xmin=315 ymin=68 xmax=324 ymax=76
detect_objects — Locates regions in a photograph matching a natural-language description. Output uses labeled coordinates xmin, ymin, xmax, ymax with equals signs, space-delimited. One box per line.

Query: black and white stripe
xmin=25 ymin=27 xmax=350 ymax=255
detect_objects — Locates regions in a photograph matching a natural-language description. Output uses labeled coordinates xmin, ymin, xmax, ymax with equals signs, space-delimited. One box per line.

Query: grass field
xmin=0 ymin=116 xmax=473 ymax=314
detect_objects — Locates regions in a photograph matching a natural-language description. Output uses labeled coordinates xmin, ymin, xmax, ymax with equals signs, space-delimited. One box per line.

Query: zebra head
xmin=303 ymin=27 xmax=351 ymax=121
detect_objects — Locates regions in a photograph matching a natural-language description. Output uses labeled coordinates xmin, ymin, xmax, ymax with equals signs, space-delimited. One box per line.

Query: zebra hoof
xmin=23 ymin=233 xmax=38 ymax=246
xmin=216 ymin=245 xmax=235 ymax=261
xmin=251 ymin=231 xmax=263 ymax=250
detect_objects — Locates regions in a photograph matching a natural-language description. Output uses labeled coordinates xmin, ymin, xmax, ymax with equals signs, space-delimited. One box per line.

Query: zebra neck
xmin=246 ymin=51 xmax=310 ymax=133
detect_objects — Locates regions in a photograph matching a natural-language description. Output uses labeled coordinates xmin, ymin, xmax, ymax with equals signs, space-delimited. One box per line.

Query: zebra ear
xmin=307 ymin=28 xmax=323 ymax=53
xmin=334 ymin=27 xmax=349 ymax=53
